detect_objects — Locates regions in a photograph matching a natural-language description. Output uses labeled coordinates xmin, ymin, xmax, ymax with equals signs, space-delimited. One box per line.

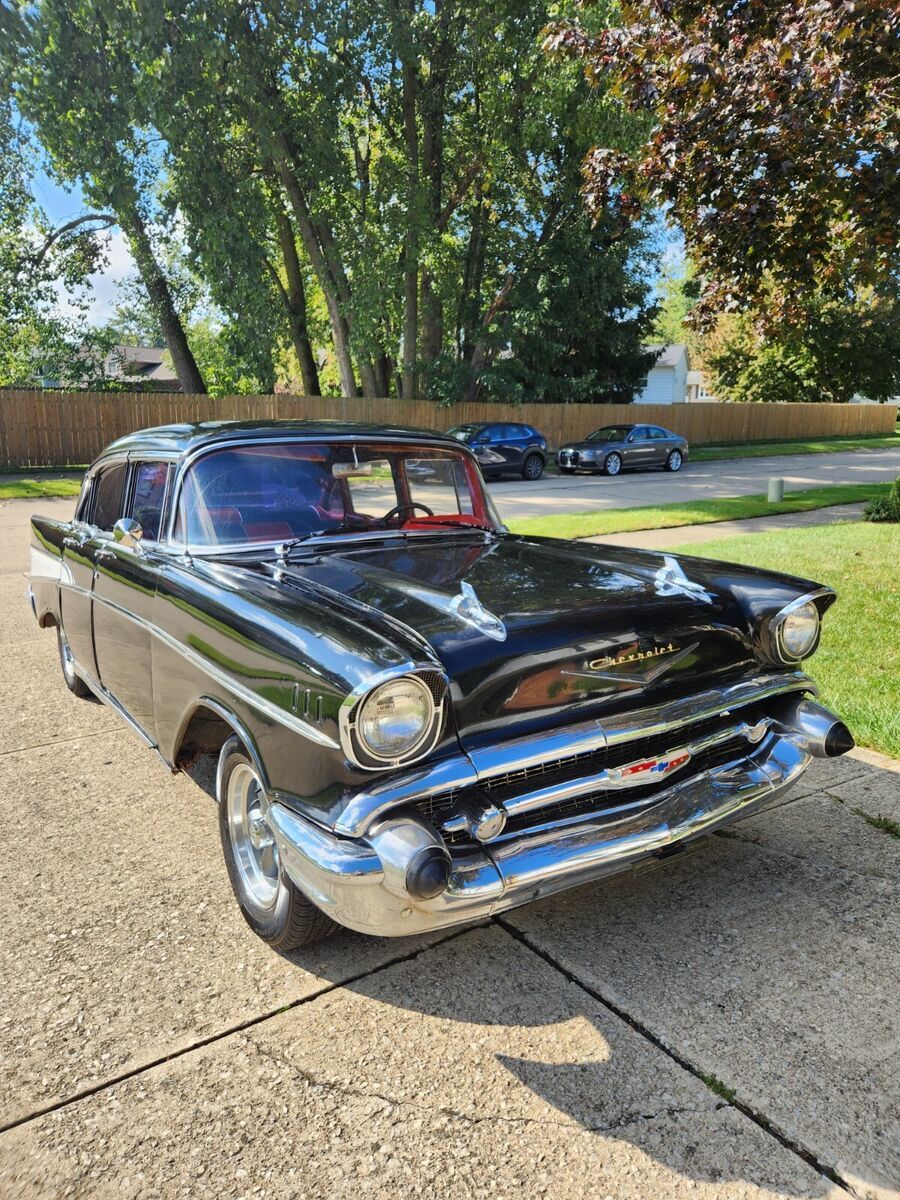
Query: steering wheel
xmin=381 ymin=502 xmax=434 ymax=526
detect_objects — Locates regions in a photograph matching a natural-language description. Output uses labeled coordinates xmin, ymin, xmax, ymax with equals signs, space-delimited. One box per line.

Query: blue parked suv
xmin=447 ymin=422 xmax=548 ymax=480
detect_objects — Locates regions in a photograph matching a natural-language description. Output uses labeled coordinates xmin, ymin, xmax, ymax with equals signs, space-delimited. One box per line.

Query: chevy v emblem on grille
xmin=604 ymin=749 xmax=693 ymax=788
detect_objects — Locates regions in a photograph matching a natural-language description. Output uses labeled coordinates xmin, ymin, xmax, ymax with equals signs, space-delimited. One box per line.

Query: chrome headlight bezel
xmin=340 ymin=669 xmax=446 ymax=770
xmin=765 ymin=593 xmax=825 ymax=664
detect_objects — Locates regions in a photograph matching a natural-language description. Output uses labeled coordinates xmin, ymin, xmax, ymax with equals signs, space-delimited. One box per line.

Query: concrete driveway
xmin=486 ymin=445 xmax=900 ymax=522
xmin=1 ymin=496 xmax=898 ymax=1199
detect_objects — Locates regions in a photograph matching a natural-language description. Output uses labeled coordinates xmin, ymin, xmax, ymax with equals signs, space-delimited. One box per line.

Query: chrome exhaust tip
xmin=772 ymin=696 xmax=855 ymax=758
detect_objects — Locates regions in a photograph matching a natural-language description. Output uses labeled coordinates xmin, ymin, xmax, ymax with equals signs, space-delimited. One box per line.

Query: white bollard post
xmin=767 ymin=477 xmax=785 ymax=503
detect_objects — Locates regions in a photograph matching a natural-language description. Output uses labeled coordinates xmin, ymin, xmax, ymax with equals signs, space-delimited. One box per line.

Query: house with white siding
xmin=634 ymin=344 xmax=690 ymax=404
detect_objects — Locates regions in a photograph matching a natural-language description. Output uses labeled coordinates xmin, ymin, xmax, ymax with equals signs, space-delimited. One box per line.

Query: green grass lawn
xmin=668 ymin=522 xmax=900 ymax=759
xmin=0 ymin=476 xmax=82 ymax=499
xmin=507 ymin=482 xmax=890 ymax=541
xmin=691 ymin=432 xmax=900 ymax=461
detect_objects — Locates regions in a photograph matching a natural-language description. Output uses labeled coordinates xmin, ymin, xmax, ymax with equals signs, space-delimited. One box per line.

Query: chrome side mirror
xmin=113 ymin=517 xmax=143 ymax=549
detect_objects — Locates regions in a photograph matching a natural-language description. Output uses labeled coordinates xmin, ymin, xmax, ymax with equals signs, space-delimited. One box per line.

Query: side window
xmin=632 ymin=426 xmax=650 ymax=440
xmin=130 ymin=461 xmax=170 ymax=541
xmin=75 ymin=478 xmax=93 ymax=523
xmin=649 ymin=427 xmax=669 ymax=440
xmin=407 ymin=457 xmax=475 ymax=515
xmin=92 ymin=464 xmax=128 ymax=532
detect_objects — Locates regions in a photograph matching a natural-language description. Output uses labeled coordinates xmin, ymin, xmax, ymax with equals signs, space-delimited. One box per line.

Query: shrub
xmin=864 ymin=477 xmax=900 ymax=523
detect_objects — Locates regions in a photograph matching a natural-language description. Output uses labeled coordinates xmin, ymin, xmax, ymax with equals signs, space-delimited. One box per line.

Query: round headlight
xmin=777 ymin=601 xmax=820 ymax=660
xmin=356 ymin=676 xmax=435 ymax=761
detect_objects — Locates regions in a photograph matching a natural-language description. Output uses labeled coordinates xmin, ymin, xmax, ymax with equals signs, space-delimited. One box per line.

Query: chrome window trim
xmin=767 ymin=587 xmax=833 ymax=664
xmin=338 ymin=664 xmax=448 ymax=772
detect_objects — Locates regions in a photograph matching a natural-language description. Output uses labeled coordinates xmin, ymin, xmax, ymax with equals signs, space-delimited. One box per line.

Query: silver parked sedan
xmin=557 ymin=423 xmax=689 ymax=476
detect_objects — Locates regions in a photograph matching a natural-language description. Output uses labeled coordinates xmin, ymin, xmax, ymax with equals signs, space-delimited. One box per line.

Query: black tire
xmin=603 ymin=452 xmax=623 ymax=477
xmin=665 ymin=449 xmax=684 ymax=472
xmin=522 ymin=453 xmax=544 ymax=481
xmin=217 ymin=736 xmax=336 ymax=950
xmin=57 ymin=627 xmax=92 ymax=697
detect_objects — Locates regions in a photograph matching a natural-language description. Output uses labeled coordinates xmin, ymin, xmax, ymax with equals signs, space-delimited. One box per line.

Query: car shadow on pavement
xmin=182 ymin=753 xmax=897 ymax=1197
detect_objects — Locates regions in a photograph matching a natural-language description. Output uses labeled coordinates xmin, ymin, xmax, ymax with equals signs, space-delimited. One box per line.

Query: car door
xmin=91 ymin=458 xmax=172 ymax=739
xmin=58 ymin=460 xmax=129 ymax=682
xmin=494 ymin=425 xmax=525 ymax=471
xmin=647 ymin=427 xmax=672 ymax=465
xmin=472 ymin=426 xmax=505 ymax=475
xmin=623 ymin=426 xmax=656 ymax=469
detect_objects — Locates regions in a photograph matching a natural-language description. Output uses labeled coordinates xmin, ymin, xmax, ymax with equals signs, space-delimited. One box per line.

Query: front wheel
xmin=522 ymin=453 xmax=544 ymax=481
xmin=57 ymin=627 xmax=92 ymax=698
xmin=666 ymin=449 xmax=684 ymax=472
xmin=603 ymin=452 xmax=622 ymax=477
xmin=218 ymin=736 xmax=336 ymax=949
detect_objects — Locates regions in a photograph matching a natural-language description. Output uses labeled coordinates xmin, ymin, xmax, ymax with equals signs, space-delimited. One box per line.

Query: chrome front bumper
xmin=267 ymin=729 xmax=815 ymax=938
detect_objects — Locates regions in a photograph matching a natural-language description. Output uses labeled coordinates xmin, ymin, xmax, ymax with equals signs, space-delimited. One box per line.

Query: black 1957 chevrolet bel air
xmin=29 ymin=420 xmax=854 ymax=949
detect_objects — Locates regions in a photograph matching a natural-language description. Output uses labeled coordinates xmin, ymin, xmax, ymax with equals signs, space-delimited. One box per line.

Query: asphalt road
xmin=1 ymin=495 xmax=898 ymax=1198
xmin=486 ymin=445 xmax=900 ymax=522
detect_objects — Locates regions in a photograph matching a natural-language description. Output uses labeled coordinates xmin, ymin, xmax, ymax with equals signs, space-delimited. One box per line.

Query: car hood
xmin=277 ymin=533 xmax=811 ymax=751
xmin=560 ymin=439 xmax=622 ymax=452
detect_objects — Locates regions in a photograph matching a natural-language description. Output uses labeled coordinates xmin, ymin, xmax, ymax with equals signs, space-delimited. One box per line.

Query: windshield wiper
xmin=275 ymin=519 xmax=496 ymax=559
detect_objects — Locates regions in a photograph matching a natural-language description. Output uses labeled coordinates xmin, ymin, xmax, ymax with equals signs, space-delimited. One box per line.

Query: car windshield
xmin=586 ymin=426 xmax=633 ymax=443
xmin=173 ymin=441 xmax=498 ymax=548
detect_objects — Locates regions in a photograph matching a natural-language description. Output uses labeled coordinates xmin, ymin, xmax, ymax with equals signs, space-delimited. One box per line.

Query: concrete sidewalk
xmin=2 ymin=501 xmax=898 ymax=1199
xmin=585 ymin=503 xmax=866 ymax=551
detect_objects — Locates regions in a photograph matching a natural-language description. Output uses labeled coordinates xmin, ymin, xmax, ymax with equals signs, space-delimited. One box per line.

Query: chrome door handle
xmin=95 ymin=549 xmax=116 ymax=565
xmin=62 ymin=536 xmax=85 ymax=550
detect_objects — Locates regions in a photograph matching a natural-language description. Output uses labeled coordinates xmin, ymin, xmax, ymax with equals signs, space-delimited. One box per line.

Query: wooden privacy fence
xmin=0 ymin=389 xmax=896 ymax=469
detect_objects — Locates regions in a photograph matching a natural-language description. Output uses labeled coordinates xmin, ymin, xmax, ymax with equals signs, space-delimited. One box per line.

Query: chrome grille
xmin=415 ymin=706 xmax=767 ymax=846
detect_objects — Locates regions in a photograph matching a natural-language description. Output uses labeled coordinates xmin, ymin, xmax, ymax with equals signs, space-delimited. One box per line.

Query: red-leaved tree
xmin=544 ymin=1 xmax=900 ymax=325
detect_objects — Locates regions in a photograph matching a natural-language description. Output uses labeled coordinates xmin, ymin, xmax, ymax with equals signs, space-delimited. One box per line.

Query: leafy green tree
xmin=707 ymin=295 xmax=900 ymax=404
xmin=545 ymin=2 xmax=900 ymax=328
xmin=5 ymin=0 xmax=207 ymax=391
xmin=6 ymin=0 xmax=658 ymax=402
xmin=0 ymin=98 xmax=117 ymax=386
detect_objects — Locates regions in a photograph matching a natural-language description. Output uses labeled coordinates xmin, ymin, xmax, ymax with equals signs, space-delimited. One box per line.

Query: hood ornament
xmin=449 ymin=581 xmax=507 ymax=642
xmin=654 ymin=556 xmax=715 ymax=605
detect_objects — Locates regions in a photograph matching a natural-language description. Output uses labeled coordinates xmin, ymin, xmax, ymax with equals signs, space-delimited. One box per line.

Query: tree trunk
xmin=120 ymin=208 xmax=206 ymax=394
xmin=274 ymin=209 xmax=321 ymax=395
xmin=400 ymin=9 xmax=419 ymax=400
xmin=274 ymin=142 xmax=358 ymax=398
xmin=420 ymin=0 xmax=450 ymax=367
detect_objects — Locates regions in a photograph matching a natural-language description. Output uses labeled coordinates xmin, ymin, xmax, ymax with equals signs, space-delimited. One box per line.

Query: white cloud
xmin=54 ymin=228 xmax=137 ymax=325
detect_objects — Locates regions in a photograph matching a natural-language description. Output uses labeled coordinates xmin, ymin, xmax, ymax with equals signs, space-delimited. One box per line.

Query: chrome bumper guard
xmin=268 ymin=719 xmax=825 ymax=938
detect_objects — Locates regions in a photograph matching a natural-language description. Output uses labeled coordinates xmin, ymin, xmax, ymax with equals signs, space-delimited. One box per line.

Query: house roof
xmin=645 ymin=343 xmax=689 ymax=369
xmin=109 ymin=345 xmax=180 ymax=385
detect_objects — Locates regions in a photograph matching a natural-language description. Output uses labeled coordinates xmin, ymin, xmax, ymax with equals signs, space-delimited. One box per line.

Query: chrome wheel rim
xmin=226 ymin=762 xmax=281 ymax=915
xmin=525 ymin=457 xmax=541 ymax=479
xmin=606 ymin=454 xmax=621 ymax=476
xmin=670 ymin=451 xmax=682 ymax=470
xmin=59 ymin=632 xmax=77 ymax=686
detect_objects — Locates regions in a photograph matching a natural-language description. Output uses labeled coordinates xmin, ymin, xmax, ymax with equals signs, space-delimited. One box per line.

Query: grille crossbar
xmin=416 ymin=706 xmax=768 ymax=846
